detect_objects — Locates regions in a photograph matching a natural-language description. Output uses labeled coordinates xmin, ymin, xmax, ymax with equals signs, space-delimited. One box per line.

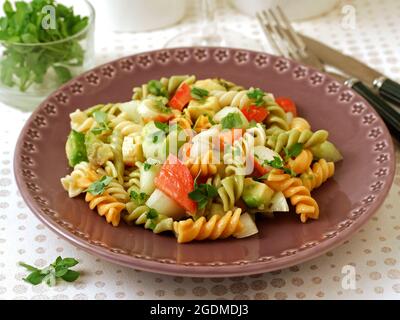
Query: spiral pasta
xmin=132 ymin=75 xmax=196 ymax=100
xmin=193 ymin=115 xmax=212 ymax=133
xmin=288 ymin=149 xmax=314 ymax=175
xmin=266 ymin=129 xmax=329 ymax=153
xmin=85 ymin=191 xmax=125 ymax=227
xmin=70 ymin=109 xmax=96 ymax=133
xmin=264 ymin=97 xmax=290 ymax=131
xmin=301 ymin=159 xmax=335 ymax=191
xmin=210 ymin=90 xmax=251 ymax=108
xmin=61 ymin=162 xmax=99 ymax=197
xmin=173 ymin=208 xmax=243 ymax=243
xmin=123 ymin=167 xmax=141 ymax=193
xmin=185 ymin=149 xmax=220 ymax=178
xmin=109 ymin=130 xmax=124 ymax=184
xmin=217 ymin=175 xmax=245 ymax=211
xmin=63 ymin=74 xmax=342 ymax=242
xmin=123 ymin=205 xmax=174 ymax=233
xmin=245 ymin=123 xmax=267 ymax=146
xmin=290 ymin=117 xmax=311 ymax=132
xmin=266 ymin=169 xmax=319 ymax=222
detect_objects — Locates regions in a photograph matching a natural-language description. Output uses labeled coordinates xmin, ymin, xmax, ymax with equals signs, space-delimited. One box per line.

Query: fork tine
xmin=276 ymin=6 xmax=307 ymax=54
xmin=267 ymin=8 xmax=301 ymax=61
xmin=256 ymin=11 xmax=286 ymax=58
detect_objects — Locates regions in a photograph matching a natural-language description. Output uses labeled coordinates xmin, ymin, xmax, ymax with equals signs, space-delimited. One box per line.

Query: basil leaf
xmin=61 ymin=270 xmax=80 ymax=282
xmin=24 ymin=271 xmax=46 ymax=285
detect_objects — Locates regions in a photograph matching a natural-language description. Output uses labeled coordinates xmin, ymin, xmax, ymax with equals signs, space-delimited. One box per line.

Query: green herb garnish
xmin=91 ymin=110 xmax=110 ymax=135
xmin=221 ymin=112 xmax=243 ymax=129
xmin=143 ymin=162 xmax=152 ymax=171
xmin=86 ymin=176 xmax=113 ymax=195
xmin=19 ymin=256 xmax=80 ymax=286
xmin=152 ymin=135 xmax=159 ymax=143
xmin=0 ymin=0 xmax=89 ymax=92
xmin=191 ymin=87 xmax=209 ymax=101
xmin=247 ymin=88 xmax=265 ymax=106
xmin=146 ymin=208 xmax=159 ymax=220
xmin=189 ymin=183 xmax=218 ymax=209
xmin=283 ymin=143 xmax=303 ymax=160
xmin=130 ymin=191 xmax=148 ymax=205
xmin=154 ymin=121 xmax=169 ymax=134
xmin=264 ymin=156 xmax=296 ymax=176
xmin=147 ymin=80 xmax=168 ymax=98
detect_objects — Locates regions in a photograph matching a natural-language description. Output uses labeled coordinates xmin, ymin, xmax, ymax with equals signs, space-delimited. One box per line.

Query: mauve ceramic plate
xmin=14 ymin=48 xmax=395 ymax=277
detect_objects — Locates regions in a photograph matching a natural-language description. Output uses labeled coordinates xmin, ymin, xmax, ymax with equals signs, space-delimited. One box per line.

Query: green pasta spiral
xmin=217 ymin=175 xmax=245 ymax=211
xmin=123 ymin=205 xmax=173 ymax=234
xmin=266 ymin=128 xmax=329 ymax=153
xmin=264 ymin=97 xmax=290 ymax=131
xmin=123 ymin=167 xmax=140 ymax=194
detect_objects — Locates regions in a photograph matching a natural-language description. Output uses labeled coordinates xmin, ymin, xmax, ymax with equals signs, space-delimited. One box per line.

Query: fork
xmin=256 ymin=7 xmax=400 ymax=140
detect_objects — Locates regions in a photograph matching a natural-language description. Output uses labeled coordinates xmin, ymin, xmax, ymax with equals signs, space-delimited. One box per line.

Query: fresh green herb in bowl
xmin=0 ymin=0 xmax=94 ymax=109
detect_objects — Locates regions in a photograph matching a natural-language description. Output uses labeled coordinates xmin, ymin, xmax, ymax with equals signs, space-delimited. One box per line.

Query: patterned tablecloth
xmin=0 ymin=0 xmax=399 ymax=300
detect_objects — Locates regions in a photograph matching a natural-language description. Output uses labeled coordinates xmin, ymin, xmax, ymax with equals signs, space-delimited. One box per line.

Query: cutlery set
xmin=257 ymin=7 xmax=400 ymax=141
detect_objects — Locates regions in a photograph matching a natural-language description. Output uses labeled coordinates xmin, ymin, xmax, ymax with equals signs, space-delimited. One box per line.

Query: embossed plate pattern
xmin=14 ymin=48 xmax=395 ymax=277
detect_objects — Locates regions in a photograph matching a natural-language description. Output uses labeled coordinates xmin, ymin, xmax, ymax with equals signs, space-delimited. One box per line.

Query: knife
xmin=300 ymin=34 xmax=400 ymax=106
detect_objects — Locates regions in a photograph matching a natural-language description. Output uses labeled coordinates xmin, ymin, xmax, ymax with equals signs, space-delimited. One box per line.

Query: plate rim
xmin=14 ymin=47 xmax=396 ymax=277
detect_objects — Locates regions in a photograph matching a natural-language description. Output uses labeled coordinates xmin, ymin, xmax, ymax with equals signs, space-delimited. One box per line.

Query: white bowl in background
xmin=231 ymin=0 xmax=339 ymax=21
xmin=94 ymin=0 xmax=186 ymax=32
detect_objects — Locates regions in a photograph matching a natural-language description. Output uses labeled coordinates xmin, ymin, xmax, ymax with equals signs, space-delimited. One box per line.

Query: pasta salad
xmin=61 ymin=75 xmax=343 ymax=243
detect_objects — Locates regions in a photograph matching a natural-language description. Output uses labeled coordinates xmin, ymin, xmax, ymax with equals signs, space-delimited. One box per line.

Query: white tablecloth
xmin=0 ymin=0 xmax=399 ymax=300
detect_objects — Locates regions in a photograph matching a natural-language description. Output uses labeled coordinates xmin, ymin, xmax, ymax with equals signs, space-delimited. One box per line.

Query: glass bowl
xmin=0 ymin=0 xmax=95 ymax=111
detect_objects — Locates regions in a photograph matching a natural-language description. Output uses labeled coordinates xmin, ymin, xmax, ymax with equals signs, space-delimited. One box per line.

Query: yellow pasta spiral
xmin=290 ymin=117 xmax=311 ymax=132
xmin=85 ymin=192 xmax=125 ymax=227
xmin=193 ymin=115 xmax=212 ymax=133
xmin=69 ymin=109 xmax=96 ymax=133
xmin=211 ymin=90 xmax=251 ymax=108
xmin=173 ymin=208 xmax=243 ymax=243
xmin=287 ymin=149 xmax=314 ymax=175
xmin=266 ymin=169 xmax=319 ymax=223
xmin=61 ymin=162 xmax=99 ymax=198
xmin=301 ymin=159 xmax=335 ymax=191
xmin=185 ymin=150 xmax=220 ymax=178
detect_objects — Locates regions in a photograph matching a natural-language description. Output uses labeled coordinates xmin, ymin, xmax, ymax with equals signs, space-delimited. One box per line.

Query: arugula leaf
xmin=191 ymin=87 xmax=209 ymax=101
xmin=130 ymin=191 xmax=148 ymax=205
xmin=147 ymin=80 xmax=168 ymax=98
xmin=20 ymin=256 xmax=80 ymax=286
xmin=247 ymin=88 xmax=265 ymax=106
xmin=189 ymin=183 xmax=218 ymax=209
xmin=221 ymin=113 xmax=243 ymax=129
xmin=283 ymin=143 xmax=303 ymax=160
xmin=86 ymin=176 xmax=113 ymax=195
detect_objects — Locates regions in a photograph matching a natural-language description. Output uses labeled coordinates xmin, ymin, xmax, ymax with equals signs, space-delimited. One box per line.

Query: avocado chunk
xmin=311 ymin=141 xmax=343 ymax=163
xmin=66 ymin=130 xmax=88 ymax=167
xmin=242 ymin=178 xmax=274 ymax=209
xmin=85 ymin=131 xmax=113 ymax=166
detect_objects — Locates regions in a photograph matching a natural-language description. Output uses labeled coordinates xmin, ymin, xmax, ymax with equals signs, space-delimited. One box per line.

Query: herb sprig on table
xmin=19 ymin=256 xmax=80 ymax=286
xmin=0 ymin=0 xmax=89 ymax=91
